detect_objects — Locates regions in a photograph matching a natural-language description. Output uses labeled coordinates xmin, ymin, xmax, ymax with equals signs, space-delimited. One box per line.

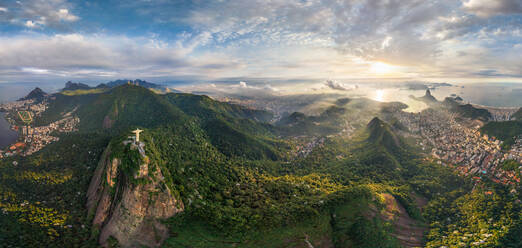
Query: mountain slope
xmin=276 ymin=105 xmax=346 ymax=136
xmin=481 ymin=120 xmax=522 ymax=149
xmin=443 ymin=97 xmax=491 ymax=121
xmin=163 ymin=93 xmax=280 ymax=160
xmin=106 ymin=79 xmax=163 ymax=89
xmin=4 ymin=85 xmax=519 ymax=248
xmin=367 ymin=117 xmax=406 ymax=154
xmin=38 ymin=84 xmax=283 ymax=160
xmin=163 ymin=93 xmax=273 ymax=123
xmin=63 ymin=81 xmax=91 ymax=91
xmin=76 ymin=85 xmax=188 ymax=131
xmin=513 ymin=107 xmax=522 ymax=120
xmin=19 ymin=87 xmax=47 ymax=101
xmin=419 ymin=89 xmax=437 ymax=103
xmin=87 ymin=138 xmax=183 ymax=247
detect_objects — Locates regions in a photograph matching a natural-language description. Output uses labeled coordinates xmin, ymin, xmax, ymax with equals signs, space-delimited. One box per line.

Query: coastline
xmin=0 ymin=112 xmax=18 ymax=149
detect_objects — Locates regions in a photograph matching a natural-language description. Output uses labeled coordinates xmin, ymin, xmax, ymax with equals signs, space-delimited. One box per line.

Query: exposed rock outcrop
xmin=419 ymin=89 xmax=438 ymax=103
xmin=87 ymin=140 xmax=183 ymax=247
xmin=63 ymin=81 xmax=92 ymax=91
xmin=364 ymin=193 xmax=427 ymax=248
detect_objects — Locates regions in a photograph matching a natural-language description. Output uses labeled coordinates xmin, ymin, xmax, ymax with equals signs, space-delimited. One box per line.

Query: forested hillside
xmin=0 ymin=85 xmax=519 ymax=247
xmin=481 ymin=120 xmax=522 ymax=150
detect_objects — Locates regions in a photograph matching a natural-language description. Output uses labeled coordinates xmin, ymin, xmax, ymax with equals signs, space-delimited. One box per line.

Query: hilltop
xmin=40 ymin=84 xmax=280 ymax=160
xmin=367 ymin=117 xmax=405 ymax=153
xmin=105 ymin=79 xmax=164 ymax=89
xmin=60 ymin=79 xmax=166 ymax=93
xmin=443 ymin=97 xmax=491 ymax=121
xmin=419 ymin=89 xmax=437 ymax=103
xmin=18 ymin=87 xmax=47 ymax=101
xmin=63 ymin=81 xmax=91 ymax=91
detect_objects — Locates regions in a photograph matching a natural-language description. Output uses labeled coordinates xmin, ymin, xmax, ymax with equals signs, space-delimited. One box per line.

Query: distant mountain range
xmin=63 ymin=81 xmax=92 ymax=91
xmin=105 ymin=79 xmax=162 ymax=89
xmin=410 ymin=89 xmax=492 ymax=122
xmin=62 ymin=79 xmax=166 ymax=92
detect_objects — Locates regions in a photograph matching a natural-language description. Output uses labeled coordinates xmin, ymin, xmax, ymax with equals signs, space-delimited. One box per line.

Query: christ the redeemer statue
xmin=132 ymin=129 xmax=143 ymax=142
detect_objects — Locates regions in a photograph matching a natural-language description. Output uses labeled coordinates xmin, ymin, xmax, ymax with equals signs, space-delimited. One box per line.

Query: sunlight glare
xmin=370 ymin=62 xmax=393 ymax=74
xmin=375 ymin=89 xmax=385 ymax=102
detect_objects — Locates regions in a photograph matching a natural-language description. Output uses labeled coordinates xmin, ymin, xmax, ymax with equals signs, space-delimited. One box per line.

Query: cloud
xmin=22 ymin=67 xmax=50 ymax=74
xmin=56 ymin=8 xmax=78 ymax=22
xmin=177 ymin=80 xmax=281 ymax=98
xmin=177 ymin=0 xmax=461 ymax=67
xmin=175 ymin=0 xmax=522 ymax=79
xmin=1 ymin=0 xmax=522 ymax=83
xmin=463 ymin=0 xmax=522 ymax=17
xmin=0 ymin=34 xmax=243 ymax=82
xmin=0 ymin=0 xmax=79 ymax=30
xmin=325 ymin=80 xmax=355 ymax=91
xmin=24 ymin=20 xmax=36 ymax=28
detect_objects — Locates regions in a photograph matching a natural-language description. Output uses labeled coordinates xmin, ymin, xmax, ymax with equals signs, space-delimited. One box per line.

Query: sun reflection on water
xmin=375 ymin=89 xmax=384 ymax=102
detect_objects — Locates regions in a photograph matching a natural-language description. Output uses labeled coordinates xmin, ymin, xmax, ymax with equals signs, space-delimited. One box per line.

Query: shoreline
xmin=470 ymin=103 xmax=519 ymax=111
xmin=0 ymin=112 xmax=19 ymax=149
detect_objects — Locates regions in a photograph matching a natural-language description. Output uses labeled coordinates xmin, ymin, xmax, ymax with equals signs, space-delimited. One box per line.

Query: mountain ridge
xmin=367 ymin=117 xmax=405 ymax=153
xmin=59 ymin=79 xmax=166 ymax=93
xmin=19 ymin=87 xmax=47 ymax=101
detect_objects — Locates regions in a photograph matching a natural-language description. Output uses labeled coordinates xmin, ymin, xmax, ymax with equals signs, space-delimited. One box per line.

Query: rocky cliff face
xmin=87 ymin=140 xmax=183 ymax=247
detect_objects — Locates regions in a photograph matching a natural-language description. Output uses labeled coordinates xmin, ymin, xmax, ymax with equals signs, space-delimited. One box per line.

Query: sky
xmin=0 ymin=0 xmax=521 ymax=87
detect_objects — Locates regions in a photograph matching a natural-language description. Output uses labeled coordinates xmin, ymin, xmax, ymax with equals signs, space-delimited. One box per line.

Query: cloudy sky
xmin=0 ymin=0 xmax=521 ymax=85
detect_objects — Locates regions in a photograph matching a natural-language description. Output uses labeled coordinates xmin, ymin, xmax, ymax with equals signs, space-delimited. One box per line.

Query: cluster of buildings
xmin=0 ymin=99 xmax=48 ymax=116
xmin=0 ymin=99 xmax=32 ymax=110
xmin=0 ymin=99 xmax=80 ymax=158
xmin=21 ymin=115 xmax=80 ymax=156
xmin=28 ymin=101 xmax=48 ymax=115
xmin=471 ymin=104 xmax=519 ymax=122
xmin=394 ymin=108 xmax=521 ymax=185
xmin=292 ymin=136 xmax=325 ymax=158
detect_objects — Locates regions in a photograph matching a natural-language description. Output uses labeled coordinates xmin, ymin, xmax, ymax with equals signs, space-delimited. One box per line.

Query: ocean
xmin=0 ymin=81 xmax=520 ymax=116
xmin=0 ymin=112 xmax=18 ymax=149
xmin=0 ymin=82 xmax=62 ymax=104
xmin=335 ymin=82 xmax=522 ymax=112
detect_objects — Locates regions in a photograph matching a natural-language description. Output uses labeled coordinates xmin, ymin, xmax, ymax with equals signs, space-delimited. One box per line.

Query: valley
xmin=2 ymin=1 xmax=522 ymax=247
xmin=0 ymin=83 xmax=520 ymax=248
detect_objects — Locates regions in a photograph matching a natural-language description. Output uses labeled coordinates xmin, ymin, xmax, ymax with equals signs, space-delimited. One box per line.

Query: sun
xmin=370 ymin=62 xmax=393 ymax=74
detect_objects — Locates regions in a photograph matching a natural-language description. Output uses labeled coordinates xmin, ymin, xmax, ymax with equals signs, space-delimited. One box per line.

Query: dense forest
xmin=0 ymin=85 xmax=520 ymax=247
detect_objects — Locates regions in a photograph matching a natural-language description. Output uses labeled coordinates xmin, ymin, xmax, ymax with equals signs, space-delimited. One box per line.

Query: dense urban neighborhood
xmin=0 ymin=98 xmax=80 ymax=158
xmin=395 ymin=108 xmax=521 ymax=186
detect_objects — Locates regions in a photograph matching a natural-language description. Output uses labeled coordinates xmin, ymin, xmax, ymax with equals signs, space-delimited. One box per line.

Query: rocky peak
xmin=420 ymin=89 xmax=437 ymax=102
xmin=87 ymin=138 xmax=183 ymax=247
xmin=63 ymin=81 xmax=91 ymax=91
